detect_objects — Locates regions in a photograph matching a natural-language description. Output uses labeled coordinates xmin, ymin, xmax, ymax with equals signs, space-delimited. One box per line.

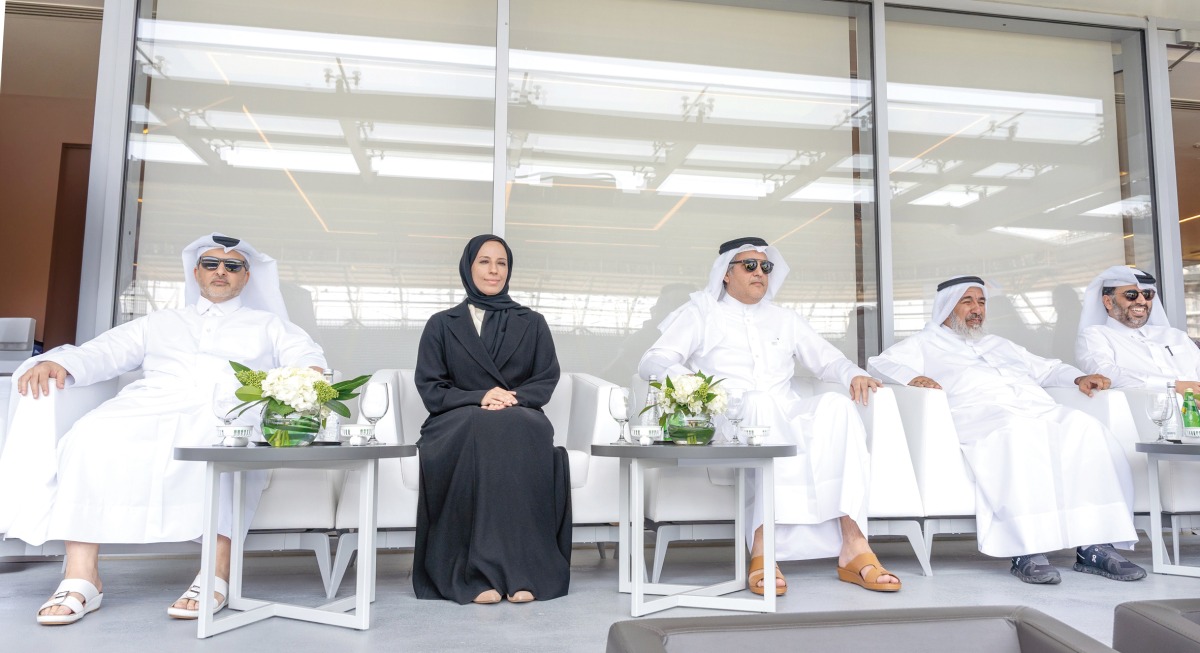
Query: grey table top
xmin=591 ymin=443 xmax=796 ymax=459
xmin=174 ymin=443 xmax=415 ymax=463
xmin=1135 ymin=441 xmax=1200 ymax=455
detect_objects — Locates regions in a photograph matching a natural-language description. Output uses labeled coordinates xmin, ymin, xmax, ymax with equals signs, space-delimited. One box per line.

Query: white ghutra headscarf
xmin=927 ymin=275 xmax=988 ymax=331
xmin=657 ymin=236 xmax=791 ymax=356
xmin=1077 ymin=265 xmax=1166 ymax=333
xmin=182 ymin=233 xmax=289 ymax=320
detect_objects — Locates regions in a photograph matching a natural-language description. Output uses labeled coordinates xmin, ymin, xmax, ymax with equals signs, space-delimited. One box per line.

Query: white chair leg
xmin=328 ymin=531 xmax=359 ymax=600
xmin=895 ymin=520 xmax=933 ymax=577
xmin=595 ymin=542 xmax=606 ymax=559
xmin=297 ymin=532 xmax=334 ymax=598
xmin=651 ymin=524 xmax=679 ymax=583
xmin=1173 ymin=515 xmax=1182 ymax=566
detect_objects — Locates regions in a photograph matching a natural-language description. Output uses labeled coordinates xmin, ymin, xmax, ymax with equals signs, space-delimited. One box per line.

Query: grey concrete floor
xmin=3 ymin=534 xmax=1200 ymax=652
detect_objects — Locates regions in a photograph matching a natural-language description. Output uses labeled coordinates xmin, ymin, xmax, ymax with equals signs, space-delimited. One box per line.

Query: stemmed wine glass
xmin=212 ymin=383 xmax=240 ymax=443
xmin=720 ymin=389 xmax=745 ymax=445
xmin=1146 ymin=392 xmax=1174 ymax=443
xmin=608 ymin=387 xmax=632 ymax=445
xmin=359 ymin=382 xmax=390 ymax=445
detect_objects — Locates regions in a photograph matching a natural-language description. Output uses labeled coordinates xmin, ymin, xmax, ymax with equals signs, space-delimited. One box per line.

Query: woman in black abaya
xmin=412 ymin=234 xmax=571 ymax=604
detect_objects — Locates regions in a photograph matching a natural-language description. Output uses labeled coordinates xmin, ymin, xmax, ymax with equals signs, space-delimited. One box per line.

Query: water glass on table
xmin=1145 ymin=392 xmax=1174 ymax=443
xmin=358 ymin=382 xmax=390 ymax=445
xmin=608 ymin=387 xmax=633 ymax=445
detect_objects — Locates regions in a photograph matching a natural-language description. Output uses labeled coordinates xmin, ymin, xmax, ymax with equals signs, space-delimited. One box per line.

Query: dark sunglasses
xmin=1117 ymin=288 xmax=1155 ymax=302
xmin=729 ymin=258 xmax=774 ymax=274
xmin=198 ymin=256 xmax=248 ymax=273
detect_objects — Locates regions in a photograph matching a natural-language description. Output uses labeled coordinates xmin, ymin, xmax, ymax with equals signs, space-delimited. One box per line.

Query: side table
xmin=592 ymin=443 xmax=796 ymax=617
xmin=174 ymin=444 xmax=414 ymax=637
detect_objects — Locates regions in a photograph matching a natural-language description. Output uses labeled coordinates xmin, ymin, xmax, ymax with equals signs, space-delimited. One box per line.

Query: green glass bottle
xmin=1183 ymin=389 xmax=1200 ymax=436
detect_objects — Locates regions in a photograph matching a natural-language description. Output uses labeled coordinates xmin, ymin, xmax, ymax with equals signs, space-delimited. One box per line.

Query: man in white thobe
xmin=0 ymin=233 xmax=326 ymax=625
xmin=639 ymin=237 xmax=900 ymax=596
xmin=869 ymin=275 xmax=1144 ymax=584
xmin=1076 ymin=266 xmax=1200 ymax=393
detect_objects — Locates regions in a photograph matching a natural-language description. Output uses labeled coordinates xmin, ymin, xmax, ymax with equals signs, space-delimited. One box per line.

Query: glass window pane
xmin=886 ymin=11 xmax=1156 ymax=365
xmin=507 ymin=0 xmax=877 ymax=383
xmin=118 ymin=0 xmax=496 ymax=376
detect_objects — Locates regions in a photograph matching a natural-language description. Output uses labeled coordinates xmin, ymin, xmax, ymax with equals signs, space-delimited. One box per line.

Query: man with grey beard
xmin=1076 ymin=266 xmax=1200 ymax=393
xmin=869 ymin=276 xmax=1145 ymax=585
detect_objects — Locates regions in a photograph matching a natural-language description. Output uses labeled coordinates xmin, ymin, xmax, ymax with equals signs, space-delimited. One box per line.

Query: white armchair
xmin=640 ymin=378 xmax=930 ymax=581
xmin=326 ymin=370 xmax=621 ymax=598
xmin=0 ymin=318 xmax=36 ymax=375
xmin=0 ymin=371 xmax=339 ymax=596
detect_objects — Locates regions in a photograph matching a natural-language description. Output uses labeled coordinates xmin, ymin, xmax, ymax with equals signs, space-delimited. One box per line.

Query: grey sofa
xmin=1113 ymin=599 xmax=1200 ymax=653
xmin=607 ymin=606 xmax=1113 ymax=653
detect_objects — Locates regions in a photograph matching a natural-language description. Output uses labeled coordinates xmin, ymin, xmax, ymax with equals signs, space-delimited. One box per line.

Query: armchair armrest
xmin=887 ymin=384 xmax=975 ymax=517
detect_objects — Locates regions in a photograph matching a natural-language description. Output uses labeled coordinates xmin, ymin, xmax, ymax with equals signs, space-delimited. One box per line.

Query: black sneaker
xmin=1010 ymin=554 xmax=1061 ymax=584
xmin=1073 ymin=544 xmax=1146 ymax=581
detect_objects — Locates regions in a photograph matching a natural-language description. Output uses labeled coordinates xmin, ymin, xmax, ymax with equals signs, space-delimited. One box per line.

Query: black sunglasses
xmin=198 ymin=256 xmax=248 ymax=273
xmin=729 ymin=259 xmax=774 ymax=274
xmin=1106 ymin=288 xmax=1155 ymax=302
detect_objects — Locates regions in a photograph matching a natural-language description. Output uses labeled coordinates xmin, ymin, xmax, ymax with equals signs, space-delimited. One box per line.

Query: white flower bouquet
xmin=226 ymin=362 xmax=370 ymax=446
xmin=643 ymin=371 xmax=728 ymax=427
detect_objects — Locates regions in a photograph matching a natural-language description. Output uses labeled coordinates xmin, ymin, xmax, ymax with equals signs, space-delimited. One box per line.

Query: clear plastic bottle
xmin=1184 ymin=388 xmax=1200 ymax=439
xmin=642 ymin=375 xmax=661 ymax=433
xmin=321 ymin=369 xmax=340 ymax=442
xmin=1166 ymin=381 xmax=1184 ymax=442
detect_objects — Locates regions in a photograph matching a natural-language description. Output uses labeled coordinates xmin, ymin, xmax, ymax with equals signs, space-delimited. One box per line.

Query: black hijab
xmin=459 ymin=234 xmax=521 ymax=358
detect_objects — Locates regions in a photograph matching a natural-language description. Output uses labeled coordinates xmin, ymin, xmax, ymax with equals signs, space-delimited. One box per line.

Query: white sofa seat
xmin=642 ymin=378 xmax=929 ymax=581
xmin=0 ymin=370 xmax=339 ymax=595
xmin=328 ymin=369 xmax=620 ymax=598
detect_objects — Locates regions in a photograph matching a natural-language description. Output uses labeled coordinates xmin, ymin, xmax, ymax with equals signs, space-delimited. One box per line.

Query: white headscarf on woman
xmin=927 ymin=275 xmax=988 ymax=331
xmin=1078 ymin=266 xmax=1166 ymax=333
xmin=657 ymin=237 xmax=791 ymax=356
xmin=181 ymin=232 xmax=289 ymax=320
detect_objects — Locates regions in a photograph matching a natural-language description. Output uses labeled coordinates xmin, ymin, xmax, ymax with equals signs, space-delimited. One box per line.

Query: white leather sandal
xmin=37 ymin=579 xmax=103 ymax=626
xmin=166 ymin=574 xmax=229 ymax=619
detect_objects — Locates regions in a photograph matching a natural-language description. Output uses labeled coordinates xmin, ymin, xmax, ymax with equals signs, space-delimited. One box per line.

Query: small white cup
xmin=217 ymin=425 xmax=251 ymax=447
xmin=631 ymin=425 xmax=662 ymax=442
xmin=741 ymin=425 xmax=770 ymax=446
xmin=341 ymin=424 xmax=374 ymax=446
xmin=1185 ymin=427 xmax=1200 ymax=440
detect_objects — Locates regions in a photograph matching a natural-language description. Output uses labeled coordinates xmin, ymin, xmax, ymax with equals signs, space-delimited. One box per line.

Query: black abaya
xmin=412 ymin=301 xmax=571 ymax=603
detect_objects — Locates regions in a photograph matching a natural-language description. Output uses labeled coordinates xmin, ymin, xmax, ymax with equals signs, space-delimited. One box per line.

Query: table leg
xmin=735 ymin=467 xmax=746 ymax=585
xmin=630 ymin=458 xmax=646 ymax=617
xmin=761 ymin=459 xmax=776 ymax=612
xmin=1148 ymin=454 xmax=1165 ymax=573
xmin=229 ymin=470 xmax=245 ymax=606
xmin=354 ymin=459 xmax=379 ymax=628
xmin=197 ymin=462 xmax=221 ymax=639
xmin=618 ymin=457 xmax=630 ymax=594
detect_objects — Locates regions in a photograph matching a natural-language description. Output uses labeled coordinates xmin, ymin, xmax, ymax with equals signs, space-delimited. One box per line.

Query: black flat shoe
xmin=1073 ymin=544 xmax=1146 ymax=581
xmin=1010 ymin=554 xmax=1061 ymax=584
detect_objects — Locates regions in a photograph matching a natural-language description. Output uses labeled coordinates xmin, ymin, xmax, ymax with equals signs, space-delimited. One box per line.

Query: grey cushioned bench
xmin=607 ymin=606 xmax=1113 ymax=653
xmin=1113 ymin=599 xmax=1200 ymax=653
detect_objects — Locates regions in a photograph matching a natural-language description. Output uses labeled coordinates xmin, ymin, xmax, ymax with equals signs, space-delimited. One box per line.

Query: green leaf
xmin=664 ymin=376 xmax=675 ymax=390
xmin=234 ymin=385 xmax=262 ymax=402
xmin=326 ymin=399 xmax=352 ymax=418
xmin=229 ymin=361 xmax=252 ymax=373
xmin=332 ymin=374 xmax=372 ymax=394
xmin=233 ymin=398 xmax=267 ymax=418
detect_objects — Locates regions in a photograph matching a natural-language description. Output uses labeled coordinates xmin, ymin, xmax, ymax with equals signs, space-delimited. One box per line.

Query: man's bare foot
xmin=39 ymin=576 xmax=102 ymax=618
xmin=839 ymin=540 xmax=899 ymax=586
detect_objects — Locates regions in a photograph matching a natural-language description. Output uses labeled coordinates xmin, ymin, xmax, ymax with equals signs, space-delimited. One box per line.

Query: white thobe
xmin=639 ymin=294 xmax=870 ymax=560
xmin=869 ymin=326 xmax=1136 ymax=557
xmin=0 ymin=296 xmax=326 ymax=546
xmin=1077 ymin=318 xmax=1200 ymax=388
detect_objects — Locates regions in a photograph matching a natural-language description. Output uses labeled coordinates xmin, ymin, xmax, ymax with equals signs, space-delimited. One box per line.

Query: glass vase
xmin=665 ymin=413 xmax=715 ymax=446
xmin=262 ymin=411 xmax=321 ymax=447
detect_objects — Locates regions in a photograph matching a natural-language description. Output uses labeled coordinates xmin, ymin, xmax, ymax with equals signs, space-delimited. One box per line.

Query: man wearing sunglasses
xmin=1076 ymin=266 xmax=1200 ymax=393
xmin=870 ymin=276 xmax=1142 ymax=585
xmin=0 ymin=233 xmax=326 ymax=626
xmin=639 ymin=236 xmax=899 ymax=596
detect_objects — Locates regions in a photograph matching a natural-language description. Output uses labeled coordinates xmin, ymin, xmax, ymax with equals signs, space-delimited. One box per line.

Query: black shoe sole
xmin=1072 ymin=562 xmax=1146 ymax=581
xmin=1009 ymin=566 xmax=1061 ymax=584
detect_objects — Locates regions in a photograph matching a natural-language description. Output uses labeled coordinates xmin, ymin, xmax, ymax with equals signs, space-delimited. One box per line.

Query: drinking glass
xmin=720 ymin=389 xmax=745 ymax=445
xmin=608 ymin=387 xmax=632 ymax=445
xmin=1146 ymin=392 xmax=1173 ymax=443
xmin=359 ymin=382 xmax=390 ymax=445
xmin=211 ymin=383 xmax=240 ymax=443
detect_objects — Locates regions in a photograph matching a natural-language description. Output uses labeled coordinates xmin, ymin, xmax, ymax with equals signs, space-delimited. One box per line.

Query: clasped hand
xmin=482 ymin=387 xmax=517 ymax=410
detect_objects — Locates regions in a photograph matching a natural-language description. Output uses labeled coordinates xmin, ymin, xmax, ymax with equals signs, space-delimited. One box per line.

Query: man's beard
xmin=1109 ymin=302 xmax=1150 ymax=329
xmin=948 ymin=312 xmax=985 ymax=341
